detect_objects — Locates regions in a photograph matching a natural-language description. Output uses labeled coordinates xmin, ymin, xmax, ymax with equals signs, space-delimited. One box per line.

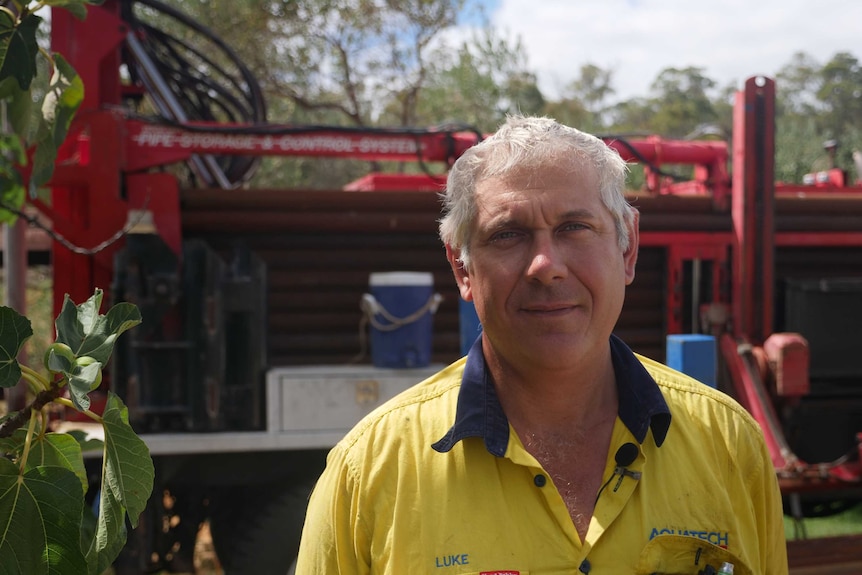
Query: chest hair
xmin=522 ymin=423 xmax=613 ymax=541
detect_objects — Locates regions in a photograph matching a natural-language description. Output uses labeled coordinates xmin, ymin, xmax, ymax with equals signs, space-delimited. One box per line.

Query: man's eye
xmin=561 ymin=222 xmax=589 ymax=232
xmin=490 ymin=230 xmax=520 ymax=242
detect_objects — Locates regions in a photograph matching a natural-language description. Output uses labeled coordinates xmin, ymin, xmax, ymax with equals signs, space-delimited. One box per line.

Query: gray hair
xmin=439 ymin=115 xmax=635 ymax=268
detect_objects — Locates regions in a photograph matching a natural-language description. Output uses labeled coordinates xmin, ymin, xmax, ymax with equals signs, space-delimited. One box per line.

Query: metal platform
xmin=137 ymin=364 xmax=443 ymax=455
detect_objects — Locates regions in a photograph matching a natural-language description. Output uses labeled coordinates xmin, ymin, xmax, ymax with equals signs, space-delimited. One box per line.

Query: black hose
xmin=117 ymin=1 xmax=485 ymax=183
xmin=120 ymin=0 xmax=267 ymax=186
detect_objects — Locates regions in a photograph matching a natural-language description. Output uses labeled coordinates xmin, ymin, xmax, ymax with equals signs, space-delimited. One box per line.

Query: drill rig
xmin=25 ymin=0 xmax=862 ymax=571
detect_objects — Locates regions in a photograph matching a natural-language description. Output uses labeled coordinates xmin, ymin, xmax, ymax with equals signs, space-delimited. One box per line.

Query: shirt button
xmin=579 ymin=558 xmax=591 ymax=573
xmin=533 ymin=474 xmax=546 ymax=487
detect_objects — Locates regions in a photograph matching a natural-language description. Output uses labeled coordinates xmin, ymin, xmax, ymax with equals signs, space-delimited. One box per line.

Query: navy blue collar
xmin=432 ymin=334 xmax=671 ymax=456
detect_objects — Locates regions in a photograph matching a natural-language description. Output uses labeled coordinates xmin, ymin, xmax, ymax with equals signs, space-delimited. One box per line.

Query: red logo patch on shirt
xmin=480 ymin=572 xmax=520 ymax=575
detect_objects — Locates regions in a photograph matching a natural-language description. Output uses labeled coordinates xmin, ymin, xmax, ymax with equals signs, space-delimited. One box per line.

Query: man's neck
xmin=483 ymin=341 xmax=619 ymax=434
xmin=484 ymin=347 xmax=620 ymax=544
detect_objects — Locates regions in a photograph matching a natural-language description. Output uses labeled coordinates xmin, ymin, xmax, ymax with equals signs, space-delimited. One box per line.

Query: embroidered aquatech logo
xmin=649 ymin=527 xmax=729 ymax=548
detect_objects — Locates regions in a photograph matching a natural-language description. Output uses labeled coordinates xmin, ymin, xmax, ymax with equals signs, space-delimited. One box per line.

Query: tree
xmin=773 ymin=51 xmax=862 ymax=182
xmin=571 ymin=64 xmax=615 ymax=111
xmin=142 ymin=0 xmax=470 ymax=187
xmin=161 ymin=0 xmax=464 ymax=127
xmin=606 ymin=96 xmax=655 ymax=135
xmin=817 ymin=52 xmax=862 ymax=142
xmin=774 ymin=116 xmax=831 ymax=183
xmin=504 ymin=70 xmax=545 ymax=118
xmin=542 ymin=97 xmax=592 ymax=133
xmin=541 ymin=64 xmax=615 ymax=134
xmin=647 ymin=66 xmax=718 ymax=137
xmin=412 ymin=23 xmax=541 ymax=133
xmin=0 ymin=2 xmax=153 ymax=573
xmin=560 ymin=63 xmax=615 ymax=130
xmin=0 ymin=291 xmax=150 ymax=575
xmin=0 ymin=0 xmax=85 ymax=213
xmin=120 ymin=0 xmax=519 ymax=187
xmin=776 ymin=51 xmax=822 ymax=117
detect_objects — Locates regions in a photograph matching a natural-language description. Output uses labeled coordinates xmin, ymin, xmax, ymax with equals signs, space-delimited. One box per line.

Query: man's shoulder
xmin=634 ymin=353 xmax=778 ymax=503
xmin=337 ymin=358 xmax=465 ymax=452
xmin=634 ymin=352 xmax=761 ymax=434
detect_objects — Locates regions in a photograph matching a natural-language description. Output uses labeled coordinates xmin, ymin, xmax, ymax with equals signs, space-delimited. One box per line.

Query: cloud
xmin=489 ymin=0 xmax=862 ymax=101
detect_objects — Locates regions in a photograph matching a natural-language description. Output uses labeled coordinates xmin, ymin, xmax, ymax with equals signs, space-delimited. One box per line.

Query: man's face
xmin=447 ymin=158 xmax=638 ymax=373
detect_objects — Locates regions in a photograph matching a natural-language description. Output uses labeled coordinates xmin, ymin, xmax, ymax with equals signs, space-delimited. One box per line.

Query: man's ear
xmin=623 ymin=210 xmax=640 ymax=286
xmin=445 ymin=244 xmax=473 ymax=301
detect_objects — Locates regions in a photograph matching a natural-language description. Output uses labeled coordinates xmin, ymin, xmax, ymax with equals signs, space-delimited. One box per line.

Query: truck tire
xmin=209 ymin=480 xmax=314 ymax=574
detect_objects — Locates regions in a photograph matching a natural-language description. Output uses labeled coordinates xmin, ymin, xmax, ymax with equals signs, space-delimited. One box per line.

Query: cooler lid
xmin=369 ymin=271 xmax=433 ymax=286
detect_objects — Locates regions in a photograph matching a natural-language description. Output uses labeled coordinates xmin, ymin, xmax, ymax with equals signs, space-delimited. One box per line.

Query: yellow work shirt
xmin=296 ymin=335 xmax=788 ymax=575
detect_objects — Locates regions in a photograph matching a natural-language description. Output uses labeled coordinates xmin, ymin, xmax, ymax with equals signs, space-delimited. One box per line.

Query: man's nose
xmin=525 ymin=237 xmax=567 ymax=284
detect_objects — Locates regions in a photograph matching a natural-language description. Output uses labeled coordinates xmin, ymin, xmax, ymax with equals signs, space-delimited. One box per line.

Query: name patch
xmin=435 ymin=554 xmax=469 ymax=568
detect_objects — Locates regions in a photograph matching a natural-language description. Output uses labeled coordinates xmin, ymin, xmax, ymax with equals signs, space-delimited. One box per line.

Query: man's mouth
xmin=522 ymin=303 xmax=576 ymax=314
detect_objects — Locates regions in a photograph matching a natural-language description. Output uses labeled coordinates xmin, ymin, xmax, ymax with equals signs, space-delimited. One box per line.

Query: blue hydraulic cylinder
xmin=459 ymin=299 xmax=482 ymax=357
xmin=666 ymin=334 xmax=717 ymax=388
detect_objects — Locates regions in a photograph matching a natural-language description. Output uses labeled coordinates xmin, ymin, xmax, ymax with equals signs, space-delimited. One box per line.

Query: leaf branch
xmin=20 ymin=370 xmax=45 ymax=395
xmin=0 ymin=384 xmax=64 ymax=438
xmin=54 ymin=396 xmax=102 ymax=424
xmin=19 ymin=408 xmax=38 ymax=471
xmin=20 ymin=364 xmax=49 ymax=392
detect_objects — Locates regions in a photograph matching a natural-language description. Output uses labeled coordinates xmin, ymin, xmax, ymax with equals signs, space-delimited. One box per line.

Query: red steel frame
xmin=724 ymin=77 xmax=862 ymax=490
xmin=43 ymin=1 xmax=734 ymax=318
xmin=732 ymin=76 xmax=775 ymax=345
xmin=38 ymin=1 xmax=862 ymax=491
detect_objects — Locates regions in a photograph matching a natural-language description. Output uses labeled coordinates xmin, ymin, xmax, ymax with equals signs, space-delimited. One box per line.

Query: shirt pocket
xmin=635 ymin=534 xmax=752 ymax=575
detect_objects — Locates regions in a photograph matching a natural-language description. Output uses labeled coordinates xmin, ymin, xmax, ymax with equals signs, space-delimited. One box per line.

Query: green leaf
xmin=67 ymin=359 xmax=102 ymax=412
xmin=0 ymin=428 xmax=25 ymax=458
xmin=45 ymin=55 xmax=84 ymax=147
xmin=80 ymin=502 xmax=98 ymax=569
xmin=56 ymin=290 xmax=142 ymax=366
xmin=0 ymin=306 xmax=33 ymax=388
xmin=0 ymin=12 xmax=41 ymax=91
xmin=102 ymin=393 xmax=153 ymax=526
xmin=0 ymin=170 xmax=25 ymax=225
xmin=0 ymin=132 xmax=27 ymax=217
xmin=0 ymin=130 xmax=26 ymax=165
xmin=54 ymin=290 xmax=140 ymax=416
xmin=8 ymin=85 xmax=33 ymax=140
xmin=88 ymin=393 xmax=153 ymax=571
xmin=65 ymin=428 xmax=105 ymax=454
xmin=30 ymin=53 xmax=84 ymax=195
xmin=87 ymin=475 xmax=127 ymax=575
xmin=47 ymin=346 xmax=75 ymax=373
xmin=0 ymin=74 xmax=18 ymax=99
xmin=25 ymin=432 xmax=90 ymax=496
xmin=0 ymin=424 xmax=47 ymax=461
xmin=2 ymin=78 xmax=33 ymax=140
xmin=0 ymin=458 xmax=88 ymax=575
xmin=56 ymin=293 xmax=89 ymax=351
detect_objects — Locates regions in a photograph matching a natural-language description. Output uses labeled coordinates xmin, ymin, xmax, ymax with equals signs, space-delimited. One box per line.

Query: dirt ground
xmin=191 ymin=522 xmax=223 ymax=575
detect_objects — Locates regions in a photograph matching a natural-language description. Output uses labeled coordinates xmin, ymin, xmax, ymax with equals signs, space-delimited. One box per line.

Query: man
xmin=296 ymin=116 xmax=788 ymax=574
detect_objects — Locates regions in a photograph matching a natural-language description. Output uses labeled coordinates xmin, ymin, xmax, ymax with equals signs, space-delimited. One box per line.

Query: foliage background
xmin=117 ymin=0 xmax=862 ymax=192
xmin=0 ymin=266 xmax=52 ymax=372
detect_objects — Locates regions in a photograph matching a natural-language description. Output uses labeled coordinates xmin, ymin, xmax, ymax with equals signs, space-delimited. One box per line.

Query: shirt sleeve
xmin=748 ymin=427 xmax=789 ymax=575
xmin=295 ymin=443 xmax=371 ymax=575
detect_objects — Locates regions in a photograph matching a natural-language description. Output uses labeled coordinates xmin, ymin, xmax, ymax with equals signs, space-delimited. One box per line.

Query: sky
xmin=481 ymin=0 xmax=862 ymax=102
